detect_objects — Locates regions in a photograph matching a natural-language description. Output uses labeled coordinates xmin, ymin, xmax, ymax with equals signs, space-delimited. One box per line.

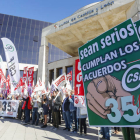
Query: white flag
xmin=53 ymin=73 xmax=66 ymax=90
xmin=1 ymin=38 xmax=20 ymax=91
xmin=34 ymin=78 xmax=46 ymax=92
xmin=48 ymin=81 xmax=51 ymax=89
xmin=66 ymin=80 xmax=72 ymax=91
xmin=23 ymin=81 xmax=28 ymax=97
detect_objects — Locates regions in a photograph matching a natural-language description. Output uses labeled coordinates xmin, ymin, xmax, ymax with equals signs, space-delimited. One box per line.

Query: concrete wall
xmin=126 ymin=0 xmax=140 ymax=21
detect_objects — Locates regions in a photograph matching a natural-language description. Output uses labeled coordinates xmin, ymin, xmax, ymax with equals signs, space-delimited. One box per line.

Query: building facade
xmin=38 ymin=0 xmax=140 ymax=88
xmin=0 ymin=13 xmax=71 ymax=84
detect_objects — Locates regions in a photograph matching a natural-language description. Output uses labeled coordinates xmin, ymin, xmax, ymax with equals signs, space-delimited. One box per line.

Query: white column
xmin=54 ymin=68 xmax=56 ymax=80
xmin=63 ymin=66 xmax=66 ymax=74
xmin=38 ymin=37 xmax=49 ymax=87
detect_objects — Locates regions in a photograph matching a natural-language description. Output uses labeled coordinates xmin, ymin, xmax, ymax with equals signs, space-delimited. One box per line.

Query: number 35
xmin=105 ymin=96 xmax=139 ymax=123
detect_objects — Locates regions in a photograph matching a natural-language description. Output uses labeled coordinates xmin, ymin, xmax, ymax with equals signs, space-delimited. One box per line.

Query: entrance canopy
xmin=42 ymin=0 xmax=135 ymax=56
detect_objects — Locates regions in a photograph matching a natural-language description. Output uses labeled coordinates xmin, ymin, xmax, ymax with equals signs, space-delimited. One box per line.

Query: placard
xmin=78 ymin=19 xmax=140 ymax=126
xmin=74 ymin=59 xmax=85 ymax=107
xmin=80 ymin=107 xmax=87 ymax=115
xmin=0 ymin=100 xmax=19 ymax=117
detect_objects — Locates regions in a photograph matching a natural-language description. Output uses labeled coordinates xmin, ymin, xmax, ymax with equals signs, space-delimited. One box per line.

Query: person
xmin=22 ymin=93 xmax=32 ymax=125
xmin=48 ymin=94 xmax=52 ymax=123
xmin=101 ymin=127 xmax=110 ymax=140
xmin=41 ymin=94 xmax=49 ymax=128
xmin=77 ymin=107 xmax=87 ymax=136
xmin=0 ymin=94 xmax=3 ymax=100
xmin=4 ymin=94 xmax=7 ymax=100
xmin=69 ymin=90 xmax=77 ymax=133
xmin=52 ymin=90 xmax=62 ymax=131
xmin=18 ymin=95 xmax=23 ymax=120
xmin=51 ymin=91 xmax=55 ymax=124
xmin=32 ymin=95 xmax=41 ymax=125
xmin=11 ymin=95 xmax=15 ymax=100
xmin=62 ymin=92 xmax=70 ymax=131
xmin=114 ymin=127 xmax=120 ymax=134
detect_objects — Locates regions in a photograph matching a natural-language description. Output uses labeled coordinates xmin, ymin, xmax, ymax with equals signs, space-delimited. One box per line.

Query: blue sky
xmin=0 ymin=0 xmax=101 ymax=23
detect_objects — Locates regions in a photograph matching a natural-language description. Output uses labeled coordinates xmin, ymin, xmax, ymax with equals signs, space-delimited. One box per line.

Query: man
xmin=63 ymin=92 xmax=70 ymax=131
xmin=51 ymin=90 xmax=62 ymax=131
xmin=51 ymin=91 xmax=55 ymax=124
xmin=18 ymin=95 xmax=23 ymax=120
xmin=69 ymin=90 xmax=77 ymax=133
xmin=48 ymin=94 xmax=52 ymax=123
xmin=32 ymin=95 xmax=41 ymax=125
xmin=22 ymin=93 xmax=32 ymax=125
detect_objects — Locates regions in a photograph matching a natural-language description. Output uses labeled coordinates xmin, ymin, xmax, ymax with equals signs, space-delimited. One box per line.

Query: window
xmin=5 ymin=32 xmax=11 ymax=38
xmin=31 ymin=59 xmax=37 ymax=64
xmin=3 ymin=15 xmax=9 ymax=25
xmin=57 ymin=68 xmax=62 ymax=78
xmin=49 ymin=70 xmax=54 ymax=84
xmin=20 ymin=34 xmax=25 ymax=40
xmin=21 ymin=28 xmax=26 ymax=34
xmin=8 ymin=16 xmax=13 ymax=26
xmin=6 ymin=26 xmax=11 ymax=32
xmin=23 ymin=45 xmax=28 ymax=51
xmin=2 ymin=25 xmax=7 ymax=32
xmin=20 ymin=70 xmax=24 ymax=77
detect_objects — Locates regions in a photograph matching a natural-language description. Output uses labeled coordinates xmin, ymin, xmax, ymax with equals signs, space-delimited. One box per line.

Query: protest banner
xmin=1 ymin=38 xmax=20 ymax=94
xmin=0 ymin=100 xmax=19 ymax=117
xmin=78 ymin=19 xmax=140 ymax=126
xmin=53 ymin=73 xmax=66 ymax=90
xmin=14 ymin=78 xmax=23 ymax=91
xmin=22 ymin=67 xmax=28 ymax=86
xmin=28 ymin=67 xmax=34 ymax=86
xmin=74 ymin=59 xmax=85 ymax=107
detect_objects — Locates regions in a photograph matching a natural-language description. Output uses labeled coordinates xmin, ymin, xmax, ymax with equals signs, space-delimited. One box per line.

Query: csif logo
xmin=122 ymin=64 xmax=140 ymax=92
xmin=5 ymin=44 xmax=14 ymax=52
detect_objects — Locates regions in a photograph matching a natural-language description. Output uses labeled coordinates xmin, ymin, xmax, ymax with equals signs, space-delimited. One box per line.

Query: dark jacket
xmin=63 ymin=97 xmax=70 ymax=112
xmin=49 ymin=99 xmax=52 ymax=110
xmin=54 ymin=96 xmax=62 ymax=112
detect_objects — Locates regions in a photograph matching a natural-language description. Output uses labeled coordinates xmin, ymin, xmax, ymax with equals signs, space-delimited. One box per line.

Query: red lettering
xmin=132 ymin=95 xmax=140 ymax=108
xmin=55 ymin=76 xmax=65 ymax=86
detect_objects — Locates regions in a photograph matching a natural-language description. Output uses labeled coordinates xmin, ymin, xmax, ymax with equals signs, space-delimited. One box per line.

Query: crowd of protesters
xmin=0 ymin=90 xmax=121 ymax=140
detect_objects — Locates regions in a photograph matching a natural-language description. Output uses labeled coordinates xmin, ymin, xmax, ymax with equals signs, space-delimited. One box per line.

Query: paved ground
xmin=0 ymin=118 xmax=140 ymax=140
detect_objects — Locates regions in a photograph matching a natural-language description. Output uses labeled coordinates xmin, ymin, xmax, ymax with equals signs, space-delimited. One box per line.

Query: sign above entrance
xmin=58 ymin=1 xmax=114 ymax=28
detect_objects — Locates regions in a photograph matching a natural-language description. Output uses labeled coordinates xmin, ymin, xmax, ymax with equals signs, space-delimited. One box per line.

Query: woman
xmin=11 ymin=95 xmax=15 ymax=100
xmin=41 ymin=94 xmax=49 ymax=128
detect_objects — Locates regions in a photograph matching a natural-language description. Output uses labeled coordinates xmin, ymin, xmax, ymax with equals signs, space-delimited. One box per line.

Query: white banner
xmin=0 ymin=100 xmax=19 ymax=117
xmin=53 ymin=73 xmax=66 ymax=90
xmin=1 ymin=38 xmax=20 ymax=93
xmin=0 ymin=55 xmax=6 ymax=75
